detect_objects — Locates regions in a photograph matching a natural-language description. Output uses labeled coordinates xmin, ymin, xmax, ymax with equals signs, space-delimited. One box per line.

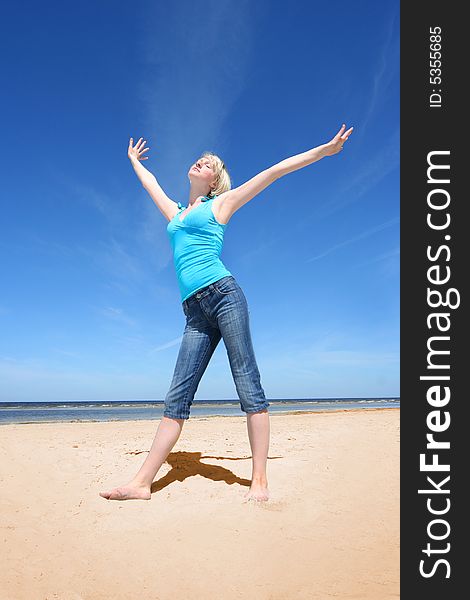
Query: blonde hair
xmin=200 ymin=151 xmax=232 ymax=198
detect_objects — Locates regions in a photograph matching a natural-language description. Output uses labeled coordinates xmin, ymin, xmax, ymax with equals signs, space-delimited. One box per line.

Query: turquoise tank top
xmin=166 ymin=195 xmax=232 ymax=302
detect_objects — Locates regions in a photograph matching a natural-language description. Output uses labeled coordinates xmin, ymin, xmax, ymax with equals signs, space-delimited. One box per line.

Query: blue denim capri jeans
xmin=163 ymin=275 xmax=270 ymax=420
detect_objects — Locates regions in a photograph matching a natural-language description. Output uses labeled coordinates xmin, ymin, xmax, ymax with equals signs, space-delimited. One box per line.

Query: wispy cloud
xmin=98 ymin=306 xmax=137 ymax=327
xmin=326 ymin=128 xmax=400 ymax=216
xmin=360 ymin=8 xmax=399 ymax=133
xmin=149 ymin=336 xmax=183 ymax=354
xmin=41 ymin=170 xmax=174 ymax=285
xmin=91 ymin=237 xmax=146 ymax=282
xmin=69 ymin=182 xmax=125 ymax=229
xmin=352 ymin=246 xmax=400 ymax=270
xmin=136 ymin=1 xmax=256 ymax=201
xmin=306 ymin=216 xmax=399 ymax=263
xmin=238 ymin=126 xmax=399 ymax=265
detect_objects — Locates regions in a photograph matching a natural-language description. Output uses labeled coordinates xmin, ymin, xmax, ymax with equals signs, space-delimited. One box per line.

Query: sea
xmin=0 ymin=398 xmax=399 ymax=425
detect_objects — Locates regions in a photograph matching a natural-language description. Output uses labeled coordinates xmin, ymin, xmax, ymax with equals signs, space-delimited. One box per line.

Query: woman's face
xmin=188 ymin=157 xmax=216 ymax=191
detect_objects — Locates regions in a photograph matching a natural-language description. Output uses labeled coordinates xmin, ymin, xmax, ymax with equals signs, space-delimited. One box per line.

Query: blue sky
xmin=0 ymin=0 xmax=399 ymax=402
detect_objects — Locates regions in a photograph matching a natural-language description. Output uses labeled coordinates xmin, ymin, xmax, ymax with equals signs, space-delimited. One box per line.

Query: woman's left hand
xmin=323 ymin=124 xmax=354 ymax=156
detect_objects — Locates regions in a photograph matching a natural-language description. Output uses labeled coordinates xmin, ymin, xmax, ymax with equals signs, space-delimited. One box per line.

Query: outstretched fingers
xmin=341 ymin=126 xmax=354 ymax=140
xmin=128 ymin=136 xmax=150 ymax=160
xmin=139 ymin=144 xmax=150 ymax=160
xmin=333 ymin=124 xmax=347 ymax=139
xmin=335 ymin=124 xmax=354 ymax=139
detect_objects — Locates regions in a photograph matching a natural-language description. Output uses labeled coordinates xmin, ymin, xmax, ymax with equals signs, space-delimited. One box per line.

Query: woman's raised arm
xmin=128 ymin=137 xmax=179 ymax=222
xmin=215 ymin=124 xmax=354 ymax=223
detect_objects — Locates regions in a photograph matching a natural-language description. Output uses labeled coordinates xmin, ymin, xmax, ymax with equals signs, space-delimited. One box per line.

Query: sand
xmin=0 ymin=408 xmax=399 ymax=600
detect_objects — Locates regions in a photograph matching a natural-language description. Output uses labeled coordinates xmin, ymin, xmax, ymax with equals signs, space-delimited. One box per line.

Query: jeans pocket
xmin=214 ymin=276 xmax=237 ymax=296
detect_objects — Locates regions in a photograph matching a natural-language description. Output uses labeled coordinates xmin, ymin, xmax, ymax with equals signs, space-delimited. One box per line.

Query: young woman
xmin=99 ymin=124 xmax=354 ymax=502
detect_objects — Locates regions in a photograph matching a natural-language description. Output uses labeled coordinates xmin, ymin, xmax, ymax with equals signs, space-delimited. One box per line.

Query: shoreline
xmin=0 ymin=405 xmax=399 ymax=427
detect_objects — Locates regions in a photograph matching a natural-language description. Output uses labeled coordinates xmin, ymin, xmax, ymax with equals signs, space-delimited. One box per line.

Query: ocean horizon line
xmin=0 ymin=396 xmax=400 ymax=407
xmin=0 ymin=397 xmax=400 ymax=425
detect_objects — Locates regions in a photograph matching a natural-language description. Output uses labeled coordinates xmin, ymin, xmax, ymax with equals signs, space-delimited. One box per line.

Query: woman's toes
xmin=109 ymin=488 xmax=126 ymax=500
xmin=99 ymin=486 xmax=151 ymax=501
xmin=99 ymin=488 xmax=124 ymax=500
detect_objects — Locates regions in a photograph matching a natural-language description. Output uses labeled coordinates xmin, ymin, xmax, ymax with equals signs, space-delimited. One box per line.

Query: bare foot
xmin=243 ymin=477 xmax=270 ymax=502
xmin=99 ymin=482 xmax=151 ymax=501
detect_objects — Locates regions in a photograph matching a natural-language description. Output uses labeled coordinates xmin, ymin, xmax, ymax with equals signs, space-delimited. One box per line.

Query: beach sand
xmin=0 ymin=408 xmax=399 ymax=600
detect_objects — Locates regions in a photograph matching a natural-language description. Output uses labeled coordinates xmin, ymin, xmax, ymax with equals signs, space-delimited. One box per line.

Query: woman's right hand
xmin=128 ymin=137 xmax=150 ymax=161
